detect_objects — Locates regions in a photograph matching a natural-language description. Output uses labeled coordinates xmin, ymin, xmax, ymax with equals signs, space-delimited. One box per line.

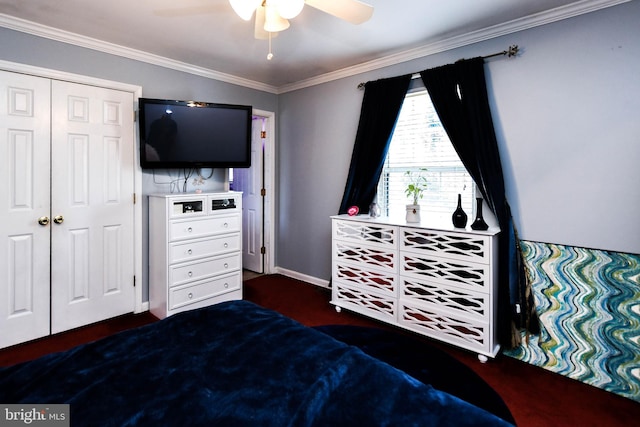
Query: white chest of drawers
xmin=331 ymin=215 xmax=500 ymax=359
xmin=149 ymin=192 xmax=243 ymax=319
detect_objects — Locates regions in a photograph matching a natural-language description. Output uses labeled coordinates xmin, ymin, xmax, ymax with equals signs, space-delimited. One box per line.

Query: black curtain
xmin=338 ymin=75 xmax=412 ymax=214
xmin=420 ymin=58 xmax=539 ymax=348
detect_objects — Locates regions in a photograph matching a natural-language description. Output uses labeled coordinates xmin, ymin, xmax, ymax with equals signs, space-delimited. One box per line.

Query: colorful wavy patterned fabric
xmin=504 ymin=241 xmax=640 ymax=402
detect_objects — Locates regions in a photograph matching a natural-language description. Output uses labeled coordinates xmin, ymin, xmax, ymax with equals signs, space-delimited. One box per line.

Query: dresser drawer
xmin=398 ymin=299 xmax=491 ymax=354
xmin=169 ymin=272 xmax=241 ymax=310
xmin=170 ymin=233 xmax=240 ymax=264
xmin=333 ymin=261 xmax=397 ymax=296
xmin=170 ymin=253 xmax=241 ymax=287
xmin=333 ymin=219 xmax=397 ymax=249
xmin=401 ymin=275 xmax=490 ymax=322
xmin=170 ymin=215 xmax=240 ymax=242
xmin=334 ymin=240 xmax=398 ymax=273
xmin=332 ymin=281 xmax=397 ymax=325
xmin=401 ymin=252 xmax=490 ymax=294
xmin=401 ymin=227 xmax=492 ymax=264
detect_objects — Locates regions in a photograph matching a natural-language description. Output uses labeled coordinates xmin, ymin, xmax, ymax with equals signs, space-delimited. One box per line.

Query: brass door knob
xmin=53 ymin=215 xmax=64 ymax=224
xmin=38 ymin=216 xmax=50 ymax=226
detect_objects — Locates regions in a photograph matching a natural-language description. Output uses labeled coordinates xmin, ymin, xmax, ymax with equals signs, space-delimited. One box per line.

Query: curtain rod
xmin=357 ymin=45 xmax=519 ymax=90
xmin=479 ymin=44 xmax=519 ymax=60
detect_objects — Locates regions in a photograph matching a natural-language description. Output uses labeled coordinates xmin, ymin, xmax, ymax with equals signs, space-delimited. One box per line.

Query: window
xmin=376 ymin=89 xmax=476 ymax=222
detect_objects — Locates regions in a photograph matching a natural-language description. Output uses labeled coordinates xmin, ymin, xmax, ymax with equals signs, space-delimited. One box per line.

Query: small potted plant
xmin=404 ymin=168 xmax=428 ymax=222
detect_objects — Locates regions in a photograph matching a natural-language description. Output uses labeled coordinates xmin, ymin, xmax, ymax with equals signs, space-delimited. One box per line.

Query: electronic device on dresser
xmin=149 ymin=192 xmax=243 ymax=319
xmin=138 ymin=98 xmax=252 ymax=169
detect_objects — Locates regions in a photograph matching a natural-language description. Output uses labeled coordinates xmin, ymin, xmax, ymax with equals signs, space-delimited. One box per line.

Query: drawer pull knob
xmin=224 ymin=283 xmax=229 ymax=289
xmin=188 ymin=271 xmax=193 ymax=277
xmin=224 ymin=243 xmax=229 ymax=248
xmin=187 ymin=227 xmax=193 ymax=233
xmin=188 ymin=292 xmax=193 ymax=299
xmin=223 ymin=223 xmax=229 ymax=228
xmin=187 ymin=249 xmax=193 ymax=255
xmin=224 ymin=263 xmax=229 ymax=268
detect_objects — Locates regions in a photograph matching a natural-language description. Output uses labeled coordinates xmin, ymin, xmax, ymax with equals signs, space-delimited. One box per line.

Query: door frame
xmin=0 ymin=60 xmax=145 ymax=313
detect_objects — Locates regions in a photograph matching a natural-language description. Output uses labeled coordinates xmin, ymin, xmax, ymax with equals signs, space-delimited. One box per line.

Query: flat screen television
xmin=138 ymin=98 xmax=252 ymax=169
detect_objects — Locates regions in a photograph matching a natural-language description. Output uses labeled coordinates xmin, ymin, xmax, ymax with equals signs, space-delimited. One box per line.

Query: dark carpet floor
xmin=314 ymin=324 xmax=515 ymax=425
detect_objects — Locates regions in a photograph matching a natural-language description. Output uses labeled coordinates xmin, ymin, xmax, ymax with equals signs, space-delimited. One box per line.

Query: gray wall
xmin=277 ymin=1 xmax=640 ymax=281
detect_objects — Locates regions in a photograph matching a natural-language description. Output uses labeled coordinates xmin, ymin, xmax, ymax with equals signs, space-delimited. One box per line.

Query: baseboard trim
xmin=273 ymin=267 xmax=330 ymax=289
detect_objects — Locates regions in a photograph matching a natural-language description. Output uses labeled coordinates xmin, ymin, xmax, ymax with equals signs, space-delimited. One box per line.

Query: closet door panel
xmin=50 ymin=80 xmax=136 ymax=334
xmin=0 ymin=71 xmax=51 ymax=348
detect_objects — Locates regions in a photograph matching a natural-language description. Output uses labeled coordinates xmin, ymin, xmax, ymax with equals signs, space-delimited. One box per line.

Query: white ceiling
xmin=0 ymin=0 xmax=626 ymax=92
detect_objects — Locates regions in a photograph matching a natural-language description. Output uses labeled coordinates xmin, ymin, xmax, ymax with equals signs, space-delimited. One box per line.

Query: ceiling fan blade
xmin=305 ymin=0 xmax=374 ymax=24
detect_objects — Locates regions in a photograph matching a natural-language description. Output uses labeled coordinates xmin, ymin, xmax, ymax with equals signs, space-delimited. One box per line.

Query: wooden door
xmin=234 ymin=116 xmax=265 ymax=273
xmin=49 ymin=80 xmax=136 ymax=333
xmin=0 ymin=71 xmax=52 ymax=348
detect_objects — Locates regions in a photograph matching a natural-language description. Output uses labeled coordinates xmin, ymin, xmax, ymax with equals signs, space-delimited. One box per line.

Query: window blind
xmin=376 ymin=90 xmax=476 ymax=221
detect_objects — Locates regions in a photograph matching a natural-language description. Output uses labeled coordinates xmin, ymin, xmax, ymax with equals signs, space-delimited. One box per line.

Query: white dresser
xmin=149 ymin=192 xmax=243 ymax=319
xmin=331 ymin=214 xmax=500 ymax=359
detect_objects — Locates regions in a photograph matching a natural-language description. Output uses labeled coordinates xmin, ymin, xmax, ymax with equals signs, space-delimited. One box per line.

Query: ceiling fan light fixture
xmin=264 ymin=4 xmax=290 ymax=32
xmin=229 ymin=0 xmax=262 ymax=21
xmin=275 ymin=0 xmax=305 ymax=20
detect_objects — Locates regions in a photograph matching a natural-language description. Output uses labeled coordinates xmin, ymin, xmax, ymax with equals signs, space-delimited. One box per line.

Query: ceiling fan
xmin=156 ymin=1 xmax=374 ymax=61
xmin=230 ymin=0 xmax=374 ymax=40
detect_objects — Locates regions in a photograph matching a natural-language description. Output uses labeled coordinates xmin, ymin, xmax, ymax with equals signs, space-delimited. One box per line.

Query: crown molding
xmin=0 ymin=13 xmax=280 ymax=94
xmin=277 ymin=0 xmax=630 ymax=93
xmin=0 ymin=0 xmax=629 ymax=95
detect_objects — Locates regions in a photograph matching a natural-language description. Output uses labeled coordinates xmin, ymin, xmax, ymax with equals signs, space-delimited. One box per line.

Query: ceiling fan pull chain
xmin=267 ymin=32 xmax=274 ymax=60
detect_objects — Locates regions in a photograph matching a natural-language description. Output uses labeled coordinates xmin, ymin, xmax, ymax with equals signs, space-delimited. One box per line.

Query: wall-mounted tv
xmin=138 ymin=98 xmax=252 ymax=169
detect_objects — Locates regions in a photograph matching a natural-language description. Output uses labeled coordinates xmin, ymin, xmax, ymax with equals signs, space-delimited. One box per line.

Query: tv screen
xmin=138 ymin=98 xmax=252 ymax=169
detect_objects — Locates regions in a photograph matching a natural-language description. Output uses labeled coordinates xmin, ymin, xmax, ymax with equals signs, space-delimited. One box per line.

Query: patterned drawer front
xmin=333 ymin=220 xmax=397 ymax=248
xmin=170 ymin=253 xmax=241 ymax=287
xmin=401 ymin=252 xmax=490 ymax=293
xmin=170 ymin=233 xmax=240 ymax=264
xmin=170 ymin=215 xmax=240 ymax=241
xmin=401 ymin=228 xmax=490 ymax=264
xmin=169 ymin=272 xmax=241 ymax=310
xmin=399 ymin=300 xmax=490 ymax=353
xmin=333 ymin=282 xmax=396 ymax=323
xmin=401 ymin=276 xmax=489 ymax=321
xmin=334 ymin=241 xmax=397 ymax=272
xmin=333 ymin=262 xmax=397 ymax=296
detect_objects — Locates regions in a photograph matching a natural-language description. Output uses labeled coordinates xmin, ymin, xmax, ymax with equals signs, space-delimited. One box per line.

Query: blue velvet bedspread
xmin=0 ymin=301 xmax=513 ymax=426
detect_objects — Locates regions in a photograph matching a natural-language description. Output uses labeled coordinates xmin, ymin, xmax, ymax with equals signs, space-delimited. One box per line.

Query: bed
xmin=0 ymin=300 xmax=514 ymax=426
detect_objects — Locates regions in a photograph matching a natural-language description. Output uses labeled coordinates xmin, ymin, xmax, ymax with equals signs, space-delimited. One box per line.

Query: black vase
xmin=470 ymin=198 xmax=489 ymax=231
xmin=452 ymin=194 xmax=467 ymax=228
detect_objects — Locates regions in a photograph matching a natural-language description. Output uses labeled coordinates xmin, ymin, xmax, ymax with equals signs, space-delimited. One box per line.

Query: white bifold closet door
xmin=49 ymin=80 xmax=135 ymax=334
xmin=0 ymin=71 xmax=136 ymax=348
xmin=0 ymin=71 xmax=52 ymax=348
